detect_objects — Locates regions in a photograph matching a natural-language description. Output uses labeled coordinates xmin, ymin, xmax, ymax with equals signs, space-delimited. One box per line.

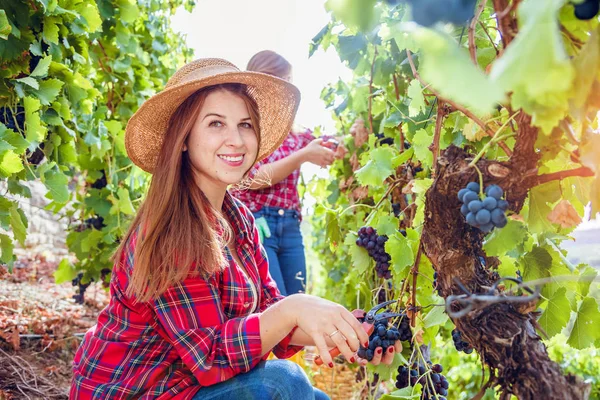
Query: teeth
xmin=219 ymin=155 xmax=243 ymax=162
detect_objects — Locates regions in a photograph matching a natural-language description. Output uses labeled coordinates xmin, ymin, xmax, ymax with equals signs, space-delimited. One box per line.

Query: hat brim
xmin=125 ymin=71 xmax=301 ymax=173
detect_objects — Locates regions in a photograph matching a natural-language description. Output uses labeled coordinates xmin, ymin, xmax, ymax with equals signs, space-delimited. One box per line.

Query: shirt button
xmin=278 ymin=209 xmax=284 ymax=216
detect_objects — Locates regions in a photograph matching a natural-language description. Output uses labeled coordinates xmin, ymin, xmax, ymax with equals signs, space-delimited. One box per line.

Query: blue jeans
xmin=192 ymin=360 xmax=330 ymax=400
xmin=254 ymin=207 xmax=306 ymax=296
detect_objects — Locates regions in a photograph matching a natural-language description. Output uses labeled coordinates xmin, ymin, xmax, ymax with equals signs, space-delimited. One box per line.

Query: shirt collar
xmin=222 ymin=191 xmax=249 ymax=244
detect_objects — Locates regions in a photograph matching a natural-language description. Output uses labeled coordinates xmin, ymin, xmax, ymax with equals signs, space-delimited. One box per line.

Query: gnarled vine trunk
xmin=421 ymin=135 xmax=591 ymax=398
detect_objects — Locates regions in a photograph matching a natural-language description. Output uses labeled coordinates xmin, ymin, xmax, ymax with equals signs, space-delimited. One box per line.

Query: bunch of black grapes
xmin=458 ymin=182 xmax=508 ymax=233
xmin=357 ymin=226 xmax=392 ymax=279
xmin=573 ymin=0 xmax=600 ymax=19
xmin=396 ymin=362 xmax=449 ymax=399
xmin=375 ymin=132 xmax=394 ymax=146
xmin=452 ymin=328 xmax=473 ymax=354
xmin=357 ymin=317 xmax=412 ymax=361
xmin=406 ymin=0 xmax=478 ymax=26
xmin=1 ymin=106 xmax=25 ymax=132
xmin=72 ymin=272 xmax=93 ymax=304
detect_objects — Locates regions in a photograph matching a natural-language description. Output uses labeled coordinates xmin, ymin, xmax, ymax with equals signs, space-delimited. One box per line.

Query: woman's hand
xmin=284 ymin=294 xmax=370 ymax=367
xmin=299 ymin=139 xmax=335 ymax=168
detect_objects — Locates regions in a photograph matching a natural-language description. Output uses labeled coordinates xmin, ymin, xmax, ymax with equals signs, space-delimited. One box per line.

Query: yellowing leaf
xmin=462 ymin=119 xmax=486 ymax=142
xmin=579 ymin=129 xmax=600 ymax=214
xmin=547 ymin=200 xmax=582 ymax=228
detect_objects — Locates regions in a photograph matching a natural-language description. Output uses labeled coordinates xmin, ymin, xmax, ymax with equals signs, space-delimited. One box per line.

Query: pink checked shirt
xmin=231 ymin=130 xmax=314 ymax=214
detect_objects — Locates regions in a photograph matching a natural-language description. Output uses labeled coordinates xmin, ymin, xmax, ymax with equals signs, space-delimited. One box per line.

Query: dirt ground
xmin=0 ymin=254 xmax=109 ymax=400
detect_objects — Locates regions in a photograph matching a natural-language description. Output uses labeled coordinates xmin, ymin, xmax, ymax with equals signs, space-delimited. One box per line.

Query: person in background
xmin=231 ymin=50 xmax=336 ymax=296
xmin=70 ymin=58 xmax=399 ymax=400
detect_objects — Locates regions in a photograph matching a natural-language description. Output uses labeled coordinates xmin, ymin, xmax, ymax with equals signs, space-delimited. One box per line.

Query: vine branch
xmin=406 ymin=50 xmax=512 ymax=156
xmin=468 ymin=0 xmax=488 ymax=64
xmin=368 ymin=46 xmax=378 ymax=134
xmin=528 ymin=166 xmax=594 ymax=187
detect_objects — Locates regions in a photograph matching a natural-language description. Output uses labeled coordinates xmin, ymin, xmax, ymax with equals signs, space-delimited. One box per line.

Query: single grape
xmin=467 ymin=200 xmax=483 ymax=213
xmin=574 ymin=0 xmax=600 ymax=20
xmin=462 ymin=191 xmax=479 ymax=204
xmin=460 ymin=204 xmax=469 ymax=216
xmin=491 ymin=208 xmax=507 ymax=227
xmin=432 ymin=364 xmax=443 ymax=373
xmin=479 ymin=222 xmax=494 ymax=233
xmin=457 ymin=188 xmax=469 ymax=202
xmin=482 ymin=196 xmax=497 ymax=210
xmin=497 ymin=199 xmax=509 ymax=211
xmin=475 ymin=209 xmax=491 ymax=225
xmin=466 ymin=182 xmax=480 ymax=192
xmin=485 ymin=184 xmax=503 ymax=200
xmin=466 ymin=212 xmax=477 ymax=226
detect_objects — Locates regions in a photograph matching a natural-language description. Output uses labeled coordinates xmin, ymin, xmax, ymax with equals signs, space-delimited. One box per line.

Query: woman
xmin=70 ymin=59 xmax=399 ymax=400
xmin=231 ymin=50 xmax=335 ymax=296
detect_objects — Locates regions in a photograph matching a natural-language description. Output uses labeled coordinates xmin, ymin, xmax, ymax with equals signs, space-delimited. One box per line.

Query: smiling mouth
xmin=218 ymin=154 xmax=244 ymax=163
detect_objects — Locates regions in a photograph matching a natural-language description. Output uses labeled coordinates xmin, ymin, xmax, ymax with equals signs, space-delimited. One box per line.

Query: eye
xmin=209 ymin=120 xmax=223 ymax=127
xmin=239 ymin=122 xmax=253 ymax=129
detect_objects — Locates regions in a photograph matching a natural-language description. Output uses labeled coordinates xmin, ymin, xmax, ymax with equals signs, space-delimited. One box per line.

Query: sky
xmin=172 ymin=0 xmax=352 ymax=134
xmin=171 ymin=0 xmax=353 ymax=208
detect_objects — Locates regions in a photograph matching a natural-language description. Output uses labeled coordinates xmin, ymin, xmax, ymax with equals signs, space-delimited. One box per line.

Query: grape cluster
xmin=357 ymin=318 xmax=411 ymax=361
xmin=573 ymin=0 xmax=600 ymax=19
xmin=392 ymin=203 xmax=402 ymax=218
xmin=395 ymin=362 xmax=449 ymax=399
xmin=1 ymin=106 xmax=25 ymax=132
xmin=375 ymin=132 xmax=394 ymax=146
xmin=458 ymin=182 xmax=508 ymax=233
xmin=357 ymin=226 xmax=392 ymax=279
xmin=91 ymin=170 xmax=108 ymax=189
xmin=452 ymin=329 xmax=473 ymax=354
xmin=72 ymin=272 xmax=93 ymax=304
xmin=406 ymin=0 xmax=478 ymax=26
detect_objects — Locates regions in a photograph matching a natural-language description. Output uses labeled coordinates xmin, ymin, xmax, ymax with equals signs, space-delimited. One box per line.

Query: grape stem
xmin=364 ymin=179 xmax=403 ymax=225
xmin=468 ymin=111 xmax=519 ymax=168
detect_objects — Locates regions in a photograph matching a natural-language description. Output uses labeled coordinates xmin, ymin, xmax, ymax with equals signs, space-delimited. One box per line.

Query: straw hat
xmin=125 ymin=58 xmax=301 ymax=173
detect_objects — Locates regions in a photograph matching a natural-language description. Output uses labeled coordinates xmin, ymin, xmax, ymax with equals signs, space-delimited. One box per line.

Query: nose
xmin=224 ymin=125 xmax=245 ymax=148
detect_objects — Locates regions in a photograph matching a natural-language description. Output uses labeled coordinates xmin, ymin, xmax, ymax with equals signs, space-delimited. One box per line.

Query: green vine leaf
xmin=539 ymin=287 xmax=570 ymax=338
xmin=567 ymin=296 xmax=600 ymax=349
xmin=355 ymin=147 xmax=398 ymax=187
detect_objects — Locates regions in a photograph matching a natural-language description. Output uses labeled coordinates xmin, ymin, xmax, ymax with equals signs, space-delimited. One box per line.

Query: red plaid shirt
xmin=70 ymin=193 xmax=302 ymax=399
xmin=231 ymin=130 xmax=314 ymax=214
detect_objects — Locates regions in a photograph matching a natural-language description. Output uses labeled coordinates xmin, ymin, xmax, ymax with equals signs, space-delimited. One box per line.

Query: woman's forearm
xmin=258 ymin=297 xmax=297 ymax=356
xmin=248 ymin=150 xmax=305 ymax=190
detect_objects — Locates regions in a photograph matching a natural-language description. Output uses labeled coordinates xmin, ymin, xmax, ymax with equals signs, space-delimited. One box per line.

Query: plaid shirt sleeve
xmin=245 ymin=207 xmax=303 ymax=360
xmin=296 ymin=129 xmax=315 ymax=149
xmin=151 ymin=277 xmax=263 ymax=387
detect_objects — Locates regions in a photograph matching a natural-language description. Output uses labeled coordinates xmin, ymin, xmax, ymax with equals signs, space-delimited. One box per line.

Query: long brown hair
xmin=116 ymin=83 xmax=261 ymax=303
xmin=247 ymin=50 xmax=292 ymax=79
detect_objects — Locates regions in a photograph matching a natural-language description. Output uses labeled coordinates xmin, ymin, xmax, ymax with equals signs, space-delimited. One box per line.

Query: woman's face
xmin=185 ymin=89 xmax=258 ymax=193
